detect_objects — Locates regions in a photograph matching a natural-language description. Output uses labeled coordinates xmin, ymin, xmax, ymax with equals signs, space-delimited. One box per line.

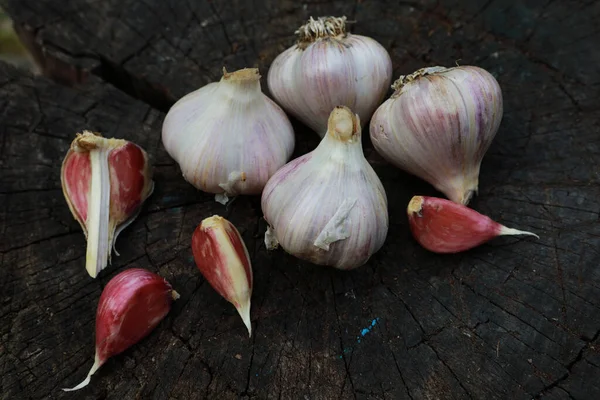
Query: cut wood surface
xmin=0 ymin=0 xmax=599 ymax=399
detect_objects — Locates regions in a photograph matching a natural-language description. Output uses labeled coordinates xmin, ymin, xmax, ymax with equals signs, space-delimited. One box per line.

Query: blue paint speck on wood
xmin=359 ymin=317 xmax=380 ymax=337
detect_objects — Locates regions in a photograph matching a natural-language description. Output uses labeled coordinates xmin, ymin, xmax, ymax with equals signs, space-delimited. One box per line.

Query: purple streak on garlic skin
xmin=260 ymin=153 xmax=312 ymax=201
xmin=261 ymin=106 xmax=388 ymax=270
xmin=162 ymin=68 xmax=295 ymax=200
xmin=268 ymin=16 xmax=392 ymax=137
xmin=370 ymin=66 xmax=503 ymax=205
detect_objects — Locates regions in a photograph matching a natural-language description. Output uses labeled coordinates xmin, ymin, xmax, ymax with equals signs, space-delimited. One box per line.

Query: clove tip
xmin=498 ymin=226 xmax=540 ymax=239
xmin=200 ymin=215 xmax=226 ymax=230
xmin=236 ymin=301 xmax=252 ymax=338
xmin=407 ymin=196 xmax=424 ymax=216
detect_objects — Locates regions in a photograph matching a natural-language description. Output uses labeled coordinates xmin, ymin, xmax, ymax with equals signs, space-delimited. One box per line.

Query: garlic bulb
xmin=162 ymin=68 xmax=295 ymax=204
xmin=267 ymin=16 xmax=392 ymax=137
xmin=370 ymin=65 xmax=503 ymax=205
xmin=261 ymin=106 xmax=388 ymax=270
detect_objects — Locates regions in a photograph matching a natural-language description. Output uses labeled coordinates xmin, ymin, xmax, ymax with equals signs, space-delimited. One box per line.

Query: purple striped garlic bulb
xmin=261 ymin=106 xmax=388 ymax=270
xmin=370 ymin=66 xmax=503 ymax=205
xmin=162 ymin=68 xmax=295 ymax=204
xmin=267 ymin=16 xmax=392 ymax=137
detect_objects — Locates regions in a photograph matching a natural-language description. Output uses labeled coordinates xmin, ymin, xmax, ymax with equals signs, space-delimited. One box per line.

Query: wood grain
xmin=0 ymin=1 xmax=599 ymax=399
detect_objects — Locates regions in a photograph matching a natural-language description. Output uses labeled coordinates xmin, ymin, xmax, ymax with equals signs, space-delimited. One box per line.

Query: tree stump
xmin=1 ymin=1 xmax=599 ymax=399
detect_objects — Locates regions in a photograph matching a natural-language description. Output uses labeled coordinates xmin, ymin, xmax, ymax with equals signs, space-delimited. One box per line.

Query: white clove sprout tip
xmin=171 ymin=290 xmax=181 ymax=301
xmin=499 ymin=226 xmax=539 ymax=239
xmin=236 ymin=301 xmax=252 ymax=337
xmin=62 ymin=375 xmax=91 ymax=392
xmin=62 ymin=354 xmax=102 ymax=392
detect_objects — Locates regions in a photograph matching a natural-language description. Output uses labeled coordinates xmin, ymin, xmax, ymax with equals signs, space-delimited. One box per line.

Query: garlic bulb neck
xmin=327 ymin=105 xmax=360 ymax=142
xmin=391 ymin=66 xmax=449 ymax=95
xmin=220 ymin=68 xmax=261 ymax=103
xmin=295 ymin=16 xmax=348 ymax=48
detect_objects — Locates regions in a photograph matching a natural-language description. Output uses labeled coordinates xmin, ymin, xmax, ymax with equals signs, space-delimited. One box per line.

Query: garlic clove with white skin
xmin=267 ymin=16 xmax=393 ymax=137
xmin=261 ymin=106 xmax=389 ymax=270
xmin=369 ymin=65 xmax=503 ymax=205
xmin=161 ymin=67 xmax=295 ymax=204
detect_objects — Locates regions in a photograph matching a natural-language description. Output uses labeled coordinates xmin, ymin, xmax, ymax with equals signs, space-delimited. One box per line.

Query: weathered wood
xmin=0 ymin=0 xmax=599 ymax=399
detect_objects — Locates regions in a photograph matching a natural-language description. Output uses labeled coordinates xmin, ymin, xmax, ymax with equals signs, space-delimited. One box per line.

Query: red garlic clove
xmin=191 ymin=215 xmax=253 ymax=336
xmin=407 ymin=195 xmax=538 ymax=253
xmin=62 ymin=268 xmax=179 ymax=392
xmin=61 ymin=131 xmax=154 ymax=278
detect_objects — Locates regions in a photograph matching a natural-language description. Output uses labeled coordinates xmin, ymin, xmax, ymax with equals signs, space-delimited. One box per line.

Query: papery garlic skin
xmin=61 ymin=131 xmax=154 ymax=278
xmin=370 ymin=66 xmax=503 ymax=205
xmin=63 ymin=268 xmax=179 ymax=391
xmin=162 ymin=68 xmax=295 ymax=204
xmin=261 ymin=106 xmax=388 ymax=270
xmin=191 ymin=215 xmax=253 ymax=336
xmin=268 ymin=16 xmax=392 ymax=136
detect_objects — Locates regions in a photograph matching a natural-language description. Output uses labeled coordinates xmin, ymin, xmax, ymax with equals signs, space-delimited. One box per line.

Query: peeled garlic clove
xmin=162 ymin=67 xmax=295 ymax=204
xmin=261 ymin=106 xmax=389 ymax=270
xmin=370 ymin=65 xmax=503 ymax=205
xmin=191 ymin=215 xmax=253 ymax=336
xmin=407 ymin=195 xmax=538 ymax=253
xmin=61 ymin=131 xmax=154 ymax=278
xmin=62 ymin=268 xmax=179 ymax=391
xmin=268 ymin=16 xmax=392 ymax=137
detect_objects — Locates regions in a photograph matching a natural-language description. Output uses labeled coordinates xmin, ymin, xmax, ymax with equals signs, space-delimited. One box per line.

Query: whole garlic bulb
xmin=267 ymin=16 xmax=392 ymax=137
xmin=370 ymin=66 xmax=503 ymax=205
xmin=162 ymin=68 xmax=295 ymax=204
xmin=261 ymin=106 xmax=388 ymax=270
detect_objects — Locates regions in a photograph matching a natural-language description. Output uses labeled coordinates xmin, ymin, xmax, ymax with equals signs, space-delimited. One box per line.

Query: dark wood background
xmin=1 ymin=0 xmax=599 ymax=399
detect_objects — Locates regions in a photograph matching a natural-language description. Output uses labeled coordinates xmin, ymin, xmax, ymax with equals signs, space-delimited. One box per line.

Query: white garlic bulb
xmin=370 ymin=65 xmax=503 ymax=205
xmin=267 ymin=16 xmax=393 ymax=137
xmin=162 ymin=68 xmax=295 ymax=204
xmin=261 ymin=106 xmax=388 ymax=270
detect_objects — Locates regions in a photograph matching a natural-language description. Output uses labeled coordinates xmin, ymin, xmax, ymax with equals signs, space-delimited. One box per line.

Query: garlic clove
xmin=61 ymin=131 xmax=154 ymax=278
xmin=407 ymin=195 xmax=538 ymax=253
xmin=261 ymin=106 xmax=389 ymax=270
xmin=267 ymin=16 xmax=392 ymax=137
xmin=370 ymin=65 xmax=503 ymax=205
xmin=191 ymin=215 xmax=253 ymax=336
xmin=62 ymin=268 xmax=179 ymax=391
xmin=161 ymin=67 xmax=295 ymax=204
